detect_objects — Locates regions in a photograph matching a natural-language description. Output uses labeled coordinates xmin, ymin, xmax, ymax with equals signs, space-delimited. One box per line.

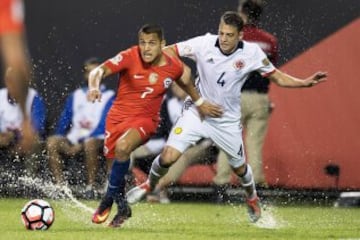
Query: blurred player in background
xmin=0 ymin=70 xmax=46 ymax=177
xmin=127 ymin=11 xmax=327 ymax=223
xmin=0 ymin=0 xmax=34 ymax=152
xmin=46 ymin=57 xmax=114 ymax=199
xmin=88 ymin=24 xmax=221 ymax=227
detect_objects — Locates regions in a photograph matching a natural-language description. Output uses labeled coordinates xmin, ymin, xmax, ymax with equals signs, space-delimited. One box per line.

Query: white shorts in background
xmin=166 ymin=107 xmax=246 ymax=168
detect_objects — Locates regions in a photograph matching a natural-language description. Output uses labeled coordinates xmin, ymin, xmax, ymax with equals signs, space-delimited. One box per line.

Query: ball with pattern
xmin=21 ymin=199 xmax=55 ymax=230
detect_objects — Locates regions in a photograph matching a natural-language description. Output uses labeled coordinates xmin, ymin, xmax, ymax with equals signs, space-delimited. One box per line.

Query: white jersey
xmin=0 ymin=88 xmax=37 ymax=132
xmin=176 ymin=33 xmax=275 ymax=125
xmin=56 ymin=86 xmax=115 ymax=144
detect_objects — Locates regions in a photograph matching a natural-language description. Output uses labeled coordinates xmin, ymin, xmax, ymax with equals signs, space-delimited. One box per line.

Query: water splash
xmin=18 ymin=175 xmax=95 ymax=213
xmin=255 ymin=205 xmax=287 ymax=229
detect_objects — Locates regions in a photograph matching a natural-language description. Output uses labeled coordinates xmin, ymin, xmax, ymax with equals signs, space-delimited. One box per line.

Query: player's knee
xmin=115 ymin=139 xmax=131 ymax=160
xmin=160 ymin=146 xmax=181 ymax=166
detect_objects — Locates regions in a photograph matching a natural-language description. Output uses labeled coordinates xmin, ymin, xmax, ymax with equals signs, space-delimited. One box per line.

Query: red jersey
xmin=104 ymin=46 xmax=183 ymax=123
xmin=0 ymin=0 xmax=24 ymax=35
xmin=241 ymin=24 xmax=278 ymax=93
xmin=243 ymin=24 xmax=278 ymax=65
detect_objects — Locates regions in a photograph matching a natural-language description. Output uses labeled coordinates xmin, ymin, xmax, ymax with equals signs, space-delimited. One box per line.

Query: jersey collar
xmin=215 ymin=39 xmax=244 ymax=56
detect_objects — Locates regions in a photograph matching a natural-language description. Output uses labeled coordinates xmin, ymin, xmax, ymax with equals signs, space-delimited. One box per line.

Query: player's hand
xmin=303 ymin=71 xmax=327 ymax=87
xmin=87 ymin=89 xmax=102 ymax=102
xmin=197 ymin=100 xmax=223 ymax=119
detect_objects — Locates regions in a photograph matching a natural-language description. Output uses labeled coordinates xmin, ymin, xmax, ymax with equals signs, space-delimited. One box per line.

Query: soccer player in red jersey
xmin=0 ymin=0 xmax=34 ymax=152
xmin=88 ymin=24 xmax=222 ymax=227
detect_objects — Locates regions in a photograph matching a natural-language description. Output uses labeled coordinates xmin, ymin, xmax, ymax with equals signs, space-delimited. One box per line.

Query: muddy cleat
xmin=108 ymin=202 xmax=132 ymax=228
xmin=92 ymin=195 xmax=114 ymax=224
xmin=126 ymin=181 xmax=151 ymax=204
xmin=246 ymin=196 xmax=261 ymax=223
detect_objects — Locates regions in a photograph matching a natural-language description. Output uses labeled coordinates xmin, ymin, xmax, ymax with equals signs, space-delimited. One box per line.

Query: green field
xmin=1 ymin=198 xmax=360 ymax=240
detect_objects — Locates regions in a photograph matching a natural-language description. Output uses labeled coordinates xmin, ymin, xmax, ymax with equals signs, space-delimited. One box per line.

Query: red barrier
xmin=264 ymin=18 xmax=360 ymax=189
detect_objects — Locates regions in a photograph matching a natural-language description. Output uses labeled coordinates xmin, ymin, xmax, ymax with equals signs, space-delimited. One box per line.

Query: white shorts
xmin=144 ymin=138 xmax=166 ymax=155
xmin=166 ymin=107 xmax=245 ymax=168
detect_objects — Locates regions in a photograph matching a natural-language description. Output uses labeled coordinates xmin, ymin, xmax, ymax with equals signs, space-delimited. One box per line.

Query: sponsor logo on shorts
xmin=174 ymin=127 xmax=182 ymax=135
xmin=262 ymin=58 xmax=270 ymax=66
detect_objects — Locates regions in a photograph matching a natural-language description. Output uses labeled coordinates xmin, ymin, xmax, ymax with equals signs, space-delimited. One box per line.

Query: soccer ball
xmin=21 ymin=199 xmax=55 ymax=230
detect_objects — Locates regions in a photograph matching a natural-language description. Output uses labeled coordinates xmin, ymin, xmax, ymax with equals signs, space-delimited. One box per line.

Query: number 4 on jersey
xmin=217 ymin=72 xmax=226 ymax=87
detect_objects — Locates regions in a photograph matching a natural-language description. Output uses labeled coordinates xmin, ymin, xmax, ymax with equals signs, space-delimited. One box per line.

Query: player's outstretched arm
xmin=87 ymin=65 xmax=112 ymax=102
xmin=268 ymin=69 xmax=327 ymax=88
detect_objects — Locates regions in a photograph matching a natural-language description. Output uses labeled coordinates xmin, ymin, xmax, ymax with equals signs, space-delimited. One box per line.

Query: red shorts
xmin=0 ymin=0 xmax=24 ymax=35
xmin=104 ymin=117 xmax=158 ymax=159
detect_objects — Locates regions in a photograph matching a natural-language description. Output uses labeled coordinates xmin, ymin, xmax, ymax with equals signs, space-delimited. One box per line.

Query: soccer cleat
xmin=146 ymin=190 xmax=170 ymax=204
xmin=126 ymin=181 xmax=151 ymax=204
xmin=92 ymin=195 xmax=114 ymax=224
xmin=246 ymin=196 xmax=261 ymax=223
xmin=108 ymin=202 xmax=132 ymax=228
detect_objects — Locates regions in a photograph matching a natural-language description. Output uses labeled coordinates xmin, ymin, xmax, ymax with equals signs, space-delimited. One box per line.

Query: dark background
xmin=11 ymin=0 xmax=360 ymax=132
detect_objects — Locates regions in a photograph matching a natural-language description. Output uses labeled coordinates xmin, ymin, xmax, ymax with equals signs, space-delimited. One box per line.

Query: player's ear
xmin=161 ymin=39 xmax=166 ymax=49
xmin=238 ymin=31 xmax=244 ymax=40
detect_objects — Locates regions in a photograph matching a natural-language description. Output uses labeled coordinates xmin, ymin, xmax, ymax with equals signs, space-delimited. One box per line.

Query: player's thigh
xmin=144 ymin=138 xmax=166 ymax=155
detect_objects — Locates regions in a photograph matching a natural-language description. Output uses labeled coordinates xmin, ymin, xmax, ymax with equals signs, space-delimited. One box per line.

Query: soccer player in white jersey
xmin=127 ymin=11 xmax=326 ymax=223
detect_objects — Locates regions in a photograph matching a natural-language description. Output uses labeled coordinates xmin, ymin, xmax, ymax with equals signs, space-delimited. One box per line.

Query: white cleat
xmin=126 ymin=181 xmax=151 ymax=204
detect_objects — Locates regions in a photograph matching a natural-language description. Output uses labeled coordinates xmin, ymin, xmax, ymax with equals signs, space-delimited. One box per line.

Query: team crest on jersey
xmin=148 ymin=73 xmax=159 ymax=84
xmin=174 ymin=127 xmax=182 ymax=135
xmin=163 ymin=78 xmax=172 ymax=89
xmin=109 ymin=54 xmax=123 ymax=65
xmin=183 ymin=45 xmax=192 ymax=55
xmin=233 ymin=59 xmax=245 ymax=70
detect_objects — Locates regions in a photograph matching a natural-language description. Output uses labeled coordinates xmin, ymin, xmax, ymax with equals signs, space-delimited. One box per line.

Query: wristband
xmin=194 ymin=97 xmax=204 ymax=107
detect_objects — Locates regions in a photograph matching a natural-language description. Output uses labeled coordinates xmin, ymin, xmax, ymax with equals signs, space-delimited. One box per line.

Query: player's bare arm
xmin=268 ymin=69 xmax=327 ymax=88
xmin=87 ymin=64 xmax=112 ymax=102
xmin=175 ymin=64 xmax=223 ymax=118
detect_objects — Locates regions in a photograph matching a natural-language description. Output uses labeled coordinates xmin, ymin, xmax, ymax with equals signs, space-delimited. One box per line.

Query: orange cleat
xmin=246 ymin=196 xmax=261 ymax=223
xmin=92 ymin=195 xmax=113 ymax=224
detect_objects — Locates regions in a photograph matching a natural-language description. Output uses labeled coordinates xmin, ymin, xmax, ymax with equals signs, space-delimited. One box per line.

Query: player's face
xmin=138 ymin=33 xmax=165 ymax=64
xmin=218 ymin=21 xmax=242 ymax=54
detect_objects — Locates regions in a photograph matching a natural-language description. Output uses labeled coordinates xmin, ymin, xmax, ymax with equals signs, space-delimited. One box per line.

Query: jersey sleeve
xmin=30 ymin=95 xmax=46 ymax=138
xmin=175 ymin=34 xmax=208 ymax=60
xmin=54 ymin=94 xmax=74 ymax=135
xmin=253 ymin=44 xmax=276 ymax=77
xmin=89 ymin=94 xmax=115 ymax=139
xmin=103 ymin=48 xmax=133 ymax=73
